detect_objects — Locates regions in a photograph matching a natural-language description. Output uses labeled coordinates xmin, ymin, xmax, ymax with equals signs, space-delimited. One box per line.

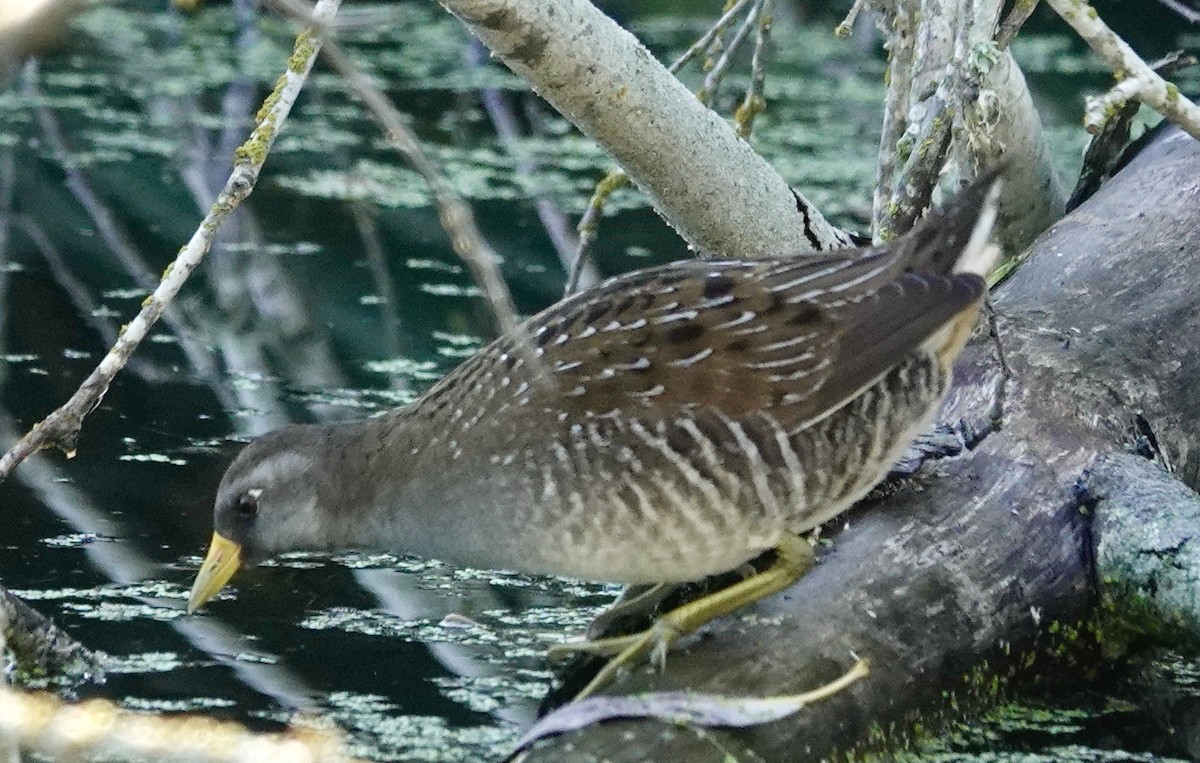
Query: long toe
xmin=547 ymin=632 xmax=645 ymax=660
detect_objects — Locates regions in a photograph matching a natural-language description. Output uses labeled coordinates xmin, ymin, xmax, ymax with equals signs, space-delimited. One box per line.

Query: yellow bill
xmin=187 ymin=532 xmax=242 ymax=614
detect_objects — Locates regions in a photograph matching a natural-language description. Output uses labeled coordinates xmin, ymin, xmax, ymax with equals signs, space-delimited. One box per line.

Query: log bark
xmin=521 ymin=126 xmax=1200 ymax=761
xmin=0 ymin=585 xmax=99 ymax=683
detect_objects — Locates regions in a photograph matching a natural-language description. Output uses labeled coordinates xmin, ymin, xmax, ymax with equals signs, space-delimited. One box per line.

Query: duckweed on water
xmin=103 ymin=651 xmax=185 ymax=674
xmin=64 ymin=601 xmax=185 ymax=622
xmin=320 ymin=692 xmax=520 ymax=763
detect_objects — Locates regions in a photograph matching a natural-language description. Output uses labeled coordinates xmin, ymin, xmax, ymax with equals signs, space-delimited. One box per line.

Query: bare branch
xmin=1068 ymin=51 xmax=1198 ymax=211
xmin=667 ymin=0 xmax=755 ymax=76
xmin=309 ymin=35 xmax=537 ymax=377
xmin=868 ymin=0 xmax=918 ymax=232
xmin=264 ymin=0 xmax=528 ymax=357
xmin=565 ymin=170 xmax=628 ymax=296
xmin=440 ymin=0 xmax=855 ymax=258
xmin=733 ymin=0 xmax=775 ymax=139
xmin=963 ymin=47 xmax=1067 ymax=253
xmin=1046 ymin=0 xmax=1200 ymax=141
xmin=0 ymin=0 xmax=342 ymax=483
xmin=565 ymin=0 xmax=787 ymax=293
xmin=697 ymin=2 xmax=759 ymax=106
xmin=835 ymin=0 xmax=867 ymax=38
xmin=996 ymin=0 xmax=1040 ymax=49
xmin=467 ymin=41 xmax=588 ymax=289
xmin=1155 ymin=0 xmax=1200 ymax=24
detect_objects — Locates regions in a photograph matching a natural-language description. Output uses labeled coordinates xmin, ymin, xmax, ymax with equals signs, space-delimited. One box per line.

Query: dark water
xmin=1 ymin=2 xmax=1197 ymax=760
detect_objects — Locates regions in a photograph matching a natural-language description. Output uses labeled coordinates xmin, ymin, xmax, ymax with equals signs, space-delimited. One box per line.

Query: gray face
xmin=214 ymin=427 xmax=328 ymax=563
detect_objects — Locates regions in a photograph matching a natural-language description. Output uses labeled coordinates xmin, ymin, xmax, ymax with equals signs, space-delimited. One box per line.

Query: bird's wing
xmin=507 ymin=257 xmax=984 ymax=427
xmin=788 ymin=270 xmax=985 ymax=427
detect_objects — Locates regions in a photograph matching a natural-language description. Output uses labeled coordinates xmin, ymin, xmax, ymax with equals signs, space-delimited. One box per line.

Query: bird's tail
xmin=893 ymin=167 xmax=1005 ymax=278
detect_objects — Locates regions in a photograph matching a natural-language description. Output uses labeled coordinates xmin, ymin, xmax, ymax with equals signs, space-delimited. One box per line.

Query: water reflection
xmin=0 ymin=3 xmax=649 ymax=757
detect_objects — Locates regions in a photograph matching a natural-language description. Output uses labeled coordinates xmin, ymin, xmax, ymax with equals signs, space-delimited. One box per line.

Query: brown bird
xmin=189 ymin=171 xmax=1002 ymax=699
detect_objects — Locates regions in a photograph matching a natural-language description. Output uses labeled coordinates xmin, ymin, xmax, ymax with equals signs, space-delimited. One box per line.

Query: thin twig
xmin=996 ymin=0 xmax=1040 ymax=49
xmin=347 ymin=197 xmax=404 ymax=359
xmin=567 ymin=0 xmax=777 ymax=291
xmin=699 ymin=2 xmax=759 ymax=106
xmin=869 ymin=0 xmax=917 ymax=233
xmin=0 ymin=0 xmax=341 ymax=483
xmin=565 ymin=170 xmax=628 ymax=296
xmin=309 ymin=34 xmax=539 ymax=380
xmin=1156 ymin=0 xmax=1200 ymax=24
xmin=266 ymin=0 xmax=531 ymax=367
xmin=466 ymin=40 xmax=590 ymax=288
xmin=666 ymin=0 xmax=754 ymax=75
xmin=835 ymin=0 xmax=867 ymax=38
xmin=734 ymin=0 xmax=775 ymax=138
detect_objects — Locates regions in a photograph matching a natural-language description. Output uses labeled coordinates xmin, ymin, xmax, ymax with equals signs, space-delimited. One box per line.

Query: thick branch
xmin=963 ymin=49 xmax=1066 ymax=254
xmin=438 ymin=0 xmax=856 ymax=257
xmin=1082 ymin=453 xmax=1200 ymax=649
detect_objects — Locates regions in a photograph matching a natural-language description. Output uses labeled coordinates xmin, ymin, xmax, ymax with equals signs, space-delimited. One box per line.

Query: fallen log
xmin=521 ymin=125 xmax=1200 ymax=761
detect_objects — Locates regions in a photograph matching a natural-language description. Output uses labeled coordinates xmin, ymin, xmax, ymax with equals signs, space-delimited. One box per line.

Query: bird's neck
xmin=315 ymin=410 xmax=431 ymax=552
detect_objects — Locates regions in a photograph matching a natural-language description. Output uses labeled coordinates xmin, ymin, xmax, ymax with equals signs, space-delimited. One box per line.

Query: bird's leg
xmin=584 ymin=561 xmax=760 ymax=639
xmin=554 ymin=533 xmax=815 ymax=701
xmin=585 ymin=582 xmax=672 ymax=639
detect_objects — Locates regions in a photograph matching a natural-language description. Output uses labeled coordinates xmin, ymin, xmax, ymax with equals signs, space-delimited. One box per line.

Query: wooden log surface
xmin=522 ymin=125 xmax=1200 ymax=761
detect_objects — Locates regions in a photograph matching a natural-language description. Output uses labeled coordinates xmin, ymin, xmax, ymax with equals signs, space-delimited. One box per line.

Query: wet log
xmin=0 ymin=584 xmax=99 ymax=682
xmin=522 ymin=126 xmax=1200 ymax=760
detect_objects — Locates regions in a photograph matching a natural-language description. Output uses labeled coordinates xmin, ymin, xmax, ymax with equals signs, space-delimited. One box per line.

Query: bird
xmin=188 ymin=170 xmax=1003 ymax=700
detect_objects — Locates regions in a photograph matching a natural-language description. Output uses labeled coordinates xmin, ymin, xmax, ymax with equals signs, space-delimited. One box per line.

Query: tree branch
xmin=0 ymin=587 xmax=100 ymax=683
xmin=1082 ymin=452 xmax=1200 ymax=650
xmin=1047 ymin=0 xmax=1200 ymax=141
xmin=0 ymin=0 xmax=341 ymax=483
xmin=438 ymin=0 xmax=857 ymax=258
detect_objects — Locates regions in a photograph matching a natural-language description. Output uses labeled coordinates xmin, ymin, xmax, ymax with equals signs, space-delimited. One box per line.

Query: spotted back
xmin=414 ymin=170 xmax=1002 ymax=435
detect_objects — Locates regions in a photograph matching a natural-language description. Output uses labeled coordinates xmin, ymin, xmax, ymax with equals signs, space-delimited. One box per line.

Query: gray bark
xmin=1084 ymin=453 xmax=1200 ymax=651
xmin=521 ymin=126 xmax=1200 ymax=761
xmin=0 ymin=585 xmax=100 ymax=683
xmin=438 ymin=0 xmax=855 ymax=258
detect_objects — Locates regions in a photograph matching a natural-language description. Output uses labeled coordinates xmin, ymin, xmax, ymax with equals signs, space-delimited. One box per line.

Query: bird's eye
xmin=235 ymin=491 xmax=259 ymax=519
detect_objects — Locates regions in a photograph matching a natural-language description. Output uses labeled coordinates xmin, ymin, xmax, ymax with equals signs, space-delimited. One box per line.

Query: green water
xmin=1 ymin=1 xmax=1197 ymax=760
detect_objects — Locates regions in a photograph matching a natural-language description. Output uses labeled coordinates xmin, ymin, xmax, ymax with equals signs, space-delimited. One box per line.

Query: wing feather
xmin=506 ymin=259 xmax=982 ymax=429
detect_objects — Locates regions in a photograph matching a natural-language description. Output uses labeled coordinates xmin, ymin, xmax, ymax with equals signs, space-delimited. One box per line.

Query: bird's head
xmin=187 ymin=426 xmax=335 ymax=614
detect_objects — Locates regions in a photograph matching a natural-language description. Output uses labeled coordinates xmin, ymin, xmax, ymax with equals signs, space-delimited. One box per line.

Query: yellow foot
xmin=552 ymin=534 xmax=816 ymax=701
xmin=547 ymin=632 xmax=645 ymax=661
